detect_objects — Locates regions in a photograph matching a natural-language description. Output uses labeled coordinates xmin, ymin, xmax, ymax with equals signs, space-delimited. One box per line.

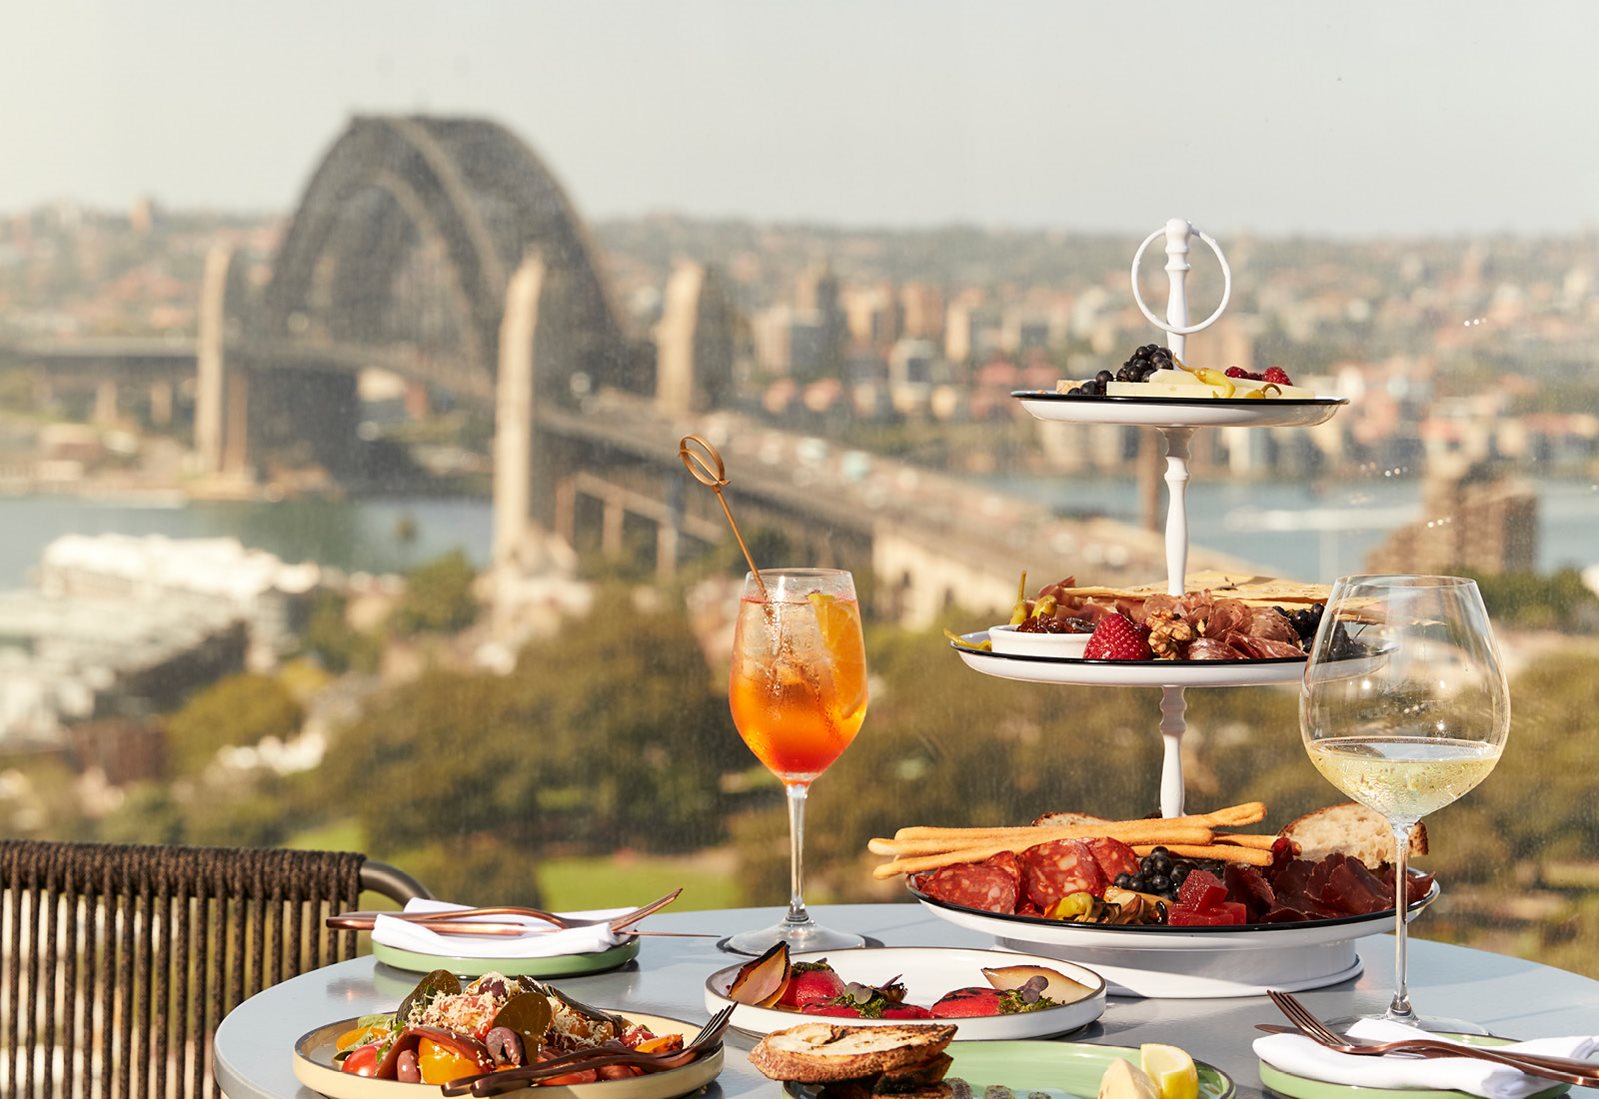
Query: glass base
xmin=1328 ymin=1010 xmax=1493 ymax=1036
xmin=723 ymin=918 xmax=867 ymax=956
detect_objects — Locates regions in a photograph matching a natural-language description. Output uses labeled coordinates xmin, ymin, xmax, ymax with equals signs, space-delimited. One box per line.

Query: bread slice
xmin=1029 ymin=811 xmax=1111 ymax=829
xmin=748 ymin=1023 xmax=958 ymax=1083
xmin=1280 ymin=803 xmax=1428 ymax=869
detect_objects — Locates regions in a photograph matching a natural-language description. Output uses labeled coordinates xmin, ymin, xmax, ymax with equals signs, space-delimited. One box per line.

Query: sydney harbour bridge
xmin=15 ymin=115 xmax=1209 ymax=628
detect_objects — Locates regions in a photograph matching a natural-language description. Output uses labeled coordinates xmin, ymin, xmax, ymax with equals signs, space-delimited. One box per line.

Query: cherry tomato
xmin=339 ymin=1045 xmax=381 ymax=1077
xmin=416 ymin=1038 xmax=482 ymax=1085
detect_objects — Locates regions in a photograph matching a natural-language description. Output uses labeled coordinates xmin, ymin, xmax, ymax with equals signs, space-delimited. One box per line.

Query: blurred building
xmin=1364 ymin=463 xmax=1537 ymax=575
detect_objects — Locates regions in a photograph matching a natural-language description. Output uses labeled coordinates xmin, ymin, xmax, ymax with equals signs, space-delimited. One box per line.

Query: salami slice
xmin=914 ymin=852 xmax=1021 ymax=914
xmin=1084 ymin=836 xmax=1139 ymax=882
xmin=1021 ymin=838 xmax=1106 ymax=908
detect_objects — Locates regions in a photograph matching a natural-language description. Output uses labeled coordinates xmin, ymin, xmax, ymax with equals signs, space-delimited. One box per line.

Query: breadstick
xmin=893 ymin=801 xmax=1265 ymax=844
xmin=1214 ymin=833 xmax=1279 ymax=850
xmin=1131 ymin=843 xmax=1273 ymax=867
xmin=891 ymin=820 xmax=1214 ymax=848
xmin=872 ymin=825 xmax=1216 ymax=880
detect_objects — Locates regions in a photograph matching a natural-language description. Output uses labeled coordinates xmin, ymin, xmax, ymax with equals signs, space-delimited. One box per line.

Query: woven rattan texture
xmin=1 ymin=839 xmax=366 ymax=1099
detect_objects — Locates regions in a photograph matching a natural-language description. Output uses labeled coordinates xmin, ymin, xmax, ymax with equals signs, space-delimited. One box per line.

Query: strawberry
xmin=1263 ymin=366 xmax=1292 ymax=385
xmin=776 ymin=963 xmax=846 ymax=1010
xmin=1084 ymin=613 xmax=1152 ymax=661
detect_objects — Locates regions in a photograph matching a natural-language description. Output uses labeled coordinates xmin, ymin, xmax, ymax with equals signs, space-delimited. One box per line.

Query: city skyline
xmin=6 ymin=1 xmax=1599 ymax=237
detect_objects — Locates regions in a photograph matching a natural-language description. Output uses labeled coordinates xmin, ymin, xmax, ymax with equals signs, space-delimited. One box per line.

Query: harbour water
xmin=0 ymin=474 xmax=1594 ymax=590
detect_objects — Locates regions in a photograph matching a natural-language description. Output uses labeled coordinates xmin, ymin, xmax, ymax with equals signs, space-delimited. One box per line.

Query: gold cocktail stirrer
xmin=678 ymin=434 xmax=768 ymax=599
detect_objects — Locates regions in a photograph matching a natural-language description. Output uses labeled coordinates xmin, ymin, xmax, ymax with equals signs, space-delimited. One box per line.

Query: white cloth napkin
xmin=1255 ymin=1017 xmax=1599 ymax=1099
xmin=371 ymin=898 xmax=633 ymax=959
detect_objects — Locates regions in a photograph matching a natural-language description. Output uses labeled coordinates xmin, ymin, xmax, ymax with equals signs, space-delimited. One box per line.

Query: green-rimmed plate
xmin=370 ymin=937 xmax=640 ymax=978
xmin=784 ymin=1039 xmax=1234 ymax=1099
xmin=1257 ymin=1033 xmax=1571 ymax=1099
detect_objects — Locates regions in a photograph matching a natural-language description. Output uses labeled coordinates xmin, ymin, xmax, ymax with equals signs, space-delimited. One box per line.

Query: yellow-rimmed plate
xmin=292 ymin=1010 xmax=721 ymax=1099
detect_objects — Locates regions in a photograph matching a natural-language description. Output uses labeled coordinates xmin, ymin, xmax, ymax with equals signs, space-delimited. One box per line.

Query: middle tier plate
xmin=952 ymin=632 xmax=1306 ymax=688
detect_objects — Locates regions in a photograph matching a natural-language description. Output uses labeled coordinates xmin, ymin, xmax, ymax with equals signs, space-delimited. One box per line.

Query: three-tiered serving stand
xmin=934 ymin=222 xmax=1392 ymax=997
xmin=953 ymin=219 xmax=1347 ymax=819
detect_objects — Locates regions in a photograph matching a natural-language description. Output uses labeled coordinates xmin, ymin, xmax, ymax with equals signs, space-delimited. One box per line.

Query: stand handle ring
xmin=1130 ymin=224 xmax=1233 ymax=336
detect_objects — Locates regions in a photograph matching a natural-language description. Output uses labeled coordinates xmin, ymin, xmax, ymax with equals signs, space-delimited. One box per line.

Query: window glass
xmin=2 ymin=3 xmax=1596 ymax=976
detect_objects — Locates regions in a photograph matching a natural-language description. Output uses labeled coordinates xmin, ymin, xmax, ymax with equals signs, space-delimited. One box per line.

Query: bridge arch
xmin=257 ymin=115 xmax=634 ymax=398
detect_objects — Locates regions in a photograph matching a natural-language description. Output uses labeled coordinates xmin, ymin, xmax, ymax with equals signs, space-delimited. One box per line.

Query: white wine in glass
xmin=1300 ymin=575 xmax=1509 ymax=1030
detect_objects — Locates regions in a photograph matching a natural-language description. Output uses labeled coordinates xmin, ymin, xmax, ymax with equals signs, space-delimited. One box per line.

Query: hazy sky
xmin=6 ymin=1 xmax=1599 ymax=236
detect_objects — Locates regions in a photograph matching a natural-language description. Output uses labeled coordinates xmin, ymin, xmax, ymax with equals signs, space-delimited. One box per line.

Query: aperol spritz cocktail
xmin=725 ymin=568 xmax=868 ymax=954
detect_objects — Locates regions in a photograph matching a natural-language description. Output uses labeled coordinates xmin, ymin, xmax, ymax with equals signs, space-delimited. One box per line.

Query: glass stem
xmin=1387 ymin=818 xmax=1417 ymax=1022
xmin=784 ymin=782 xmax=812 ymax=926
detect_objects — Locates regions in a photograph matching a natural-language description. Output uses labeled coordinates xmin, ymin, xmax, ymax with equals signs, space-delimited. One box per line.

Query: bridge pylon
xmin=195 ymin=243 xmax=251 ymax=478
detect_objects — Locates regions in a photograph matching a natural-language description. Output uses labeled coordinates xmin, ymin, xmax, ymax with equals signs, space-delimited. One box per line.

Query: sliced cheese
xmin=1108 ymin=369 xmax=1315 ymax=400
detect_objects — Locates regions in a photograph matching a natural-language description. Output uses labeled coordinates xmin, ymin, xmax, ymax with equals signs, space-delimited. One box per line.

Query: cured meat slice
xmin=1187 ymin=637 xmax=1247 ymax=661
xmin=1205 ymin=599 xmax=1252 ymax=638
xmin=1021 ymin=838 xmax=1106 ymax=908
xmin=1084 ymin=836 xmax=1139 ymax=882
xmin=914 ymin=852 xmax=1021 ymax=914
xmin=1234 ymin=634 xmax=1307 ymax=660
xmin=1248 ymin=608 xmax=1300 ymax=644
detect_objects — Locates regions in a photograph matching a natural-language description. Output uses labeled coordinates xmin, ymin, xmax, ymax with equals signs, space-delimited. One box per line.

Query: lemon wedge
xmin=1139 ymin=1044 xmax=1199 ymax=1099
xmin=806 ymin=592 xmax=868 ymax=723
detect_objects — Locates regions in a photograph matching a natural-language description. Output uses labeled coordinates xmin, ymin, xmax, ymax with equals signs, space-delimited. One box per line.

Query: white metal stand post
xmin=1130 ymin=219 xmax=1232 ymax=817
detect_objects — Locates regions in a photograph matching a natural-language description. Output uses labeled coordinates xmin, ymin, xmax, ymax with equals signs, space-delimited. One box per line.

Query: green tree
xmin=392 ymin=550 xmax=479 ymax=636
xmin=301 ymin=591 xmax=382 ymax=673
xmin=314 ymin=592 xmax=737 ymax=904
xmin=164 ymin=673 xmax=303 ymax=776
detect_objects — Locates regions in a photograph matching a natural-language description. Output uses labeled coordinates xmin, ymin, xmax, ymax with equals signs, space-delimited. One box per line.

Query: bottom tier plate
xmin=915 ymin=880 xmax=1437 ymax=999
xmin=997 ymin=936 xmax=1363 ymax=998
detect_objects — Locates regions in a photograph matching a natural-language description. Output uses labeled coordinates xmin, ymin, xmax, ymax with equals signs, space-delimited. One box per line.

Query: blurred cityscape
xmin=0 ymin=119 xmax=1596 ymax=940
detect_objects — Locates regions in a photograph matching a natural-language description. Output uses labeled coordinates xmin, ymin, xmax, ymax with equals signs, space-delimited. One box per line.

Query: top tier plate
xmin=1013 ymin=390 xmax=1348 ymax=429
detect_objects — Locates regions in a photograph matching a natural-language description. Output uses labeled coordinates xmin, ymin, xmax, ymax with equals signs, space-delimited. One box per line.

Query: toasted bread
xmin=1029 ymin=811 xmax=1111 ymax=829
xmin=748 ymin=1023 xmax=958 ymax=1084
xmin=1280 ymin=802 xmax=1428 ymax=869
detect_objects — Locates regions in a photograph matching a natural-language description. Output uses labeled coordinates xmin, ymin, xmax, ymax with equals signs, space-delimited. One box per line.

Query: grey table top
xmin=216 ymin=903 xmax=1599 ymax=1099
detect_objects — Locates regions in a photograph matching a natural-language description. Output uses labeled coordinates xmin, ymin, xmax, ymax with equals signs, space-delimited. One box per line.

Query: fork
xmin=440 ymin=1003 xmax=735 ymax=1097
xmin=1265 ymin=990 xmax=1599 ymax=1085
xmin=328 ymin=887 xmax=684 ymax=935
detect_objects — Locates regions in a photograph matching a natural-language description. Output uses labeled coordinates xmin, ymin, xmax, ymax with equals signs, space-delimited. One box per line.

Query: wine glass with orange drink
xmin=725 ymin=568 xmax=870 ymax=955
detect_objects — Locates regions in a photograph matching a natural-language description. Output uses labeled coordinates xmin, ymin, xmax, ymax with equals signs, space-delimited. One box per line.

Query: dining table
xmin=215 ymin=903 xmax=1599 ymax=1099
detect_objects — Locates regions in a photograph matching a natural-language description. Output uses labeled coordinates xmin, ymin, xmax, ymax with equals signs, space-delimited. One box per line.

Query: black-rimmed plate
xmin=952 ymin=631 xmax=1307 ymax=687
xmin=1013 ymin=389 xmax=1348 ymax=429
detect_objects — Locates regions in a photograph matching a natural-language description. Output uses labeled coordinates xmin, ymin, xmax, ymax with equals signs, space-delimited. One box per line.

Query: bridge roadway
xmin=550 ymin=390 xmax=1261 ymax=624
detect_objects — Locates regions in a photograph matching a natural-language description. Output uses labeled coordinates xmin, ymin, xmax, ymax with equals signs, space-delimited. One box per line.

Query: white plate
xmin=988 ymin=624 xmax=1091 ymax=658
xmin=953 ymin=632 xmax=1306 ymax=687
xmin=1014 ymin=390 xmax=1348 ymax=428
xmin=912 ymin=882 xmax=1438 ymax=999
xmin=703 ymin=946 xmax=1105 ymax=1040
xmin=292 ymin=1010 xmax=722 ymax=1099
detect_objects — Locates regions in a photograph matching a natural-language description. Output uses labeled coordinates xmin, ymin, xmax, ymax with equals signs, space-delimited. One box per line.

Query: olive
xmin=397 ymin=1050 xmax=420 ymax=1084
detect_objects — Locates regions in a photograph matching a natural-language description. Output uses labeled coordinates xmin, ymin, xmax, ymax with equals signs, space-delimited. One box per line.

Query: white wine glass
xmin=1300 ymin=575 xmax=1509 ymax=1031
